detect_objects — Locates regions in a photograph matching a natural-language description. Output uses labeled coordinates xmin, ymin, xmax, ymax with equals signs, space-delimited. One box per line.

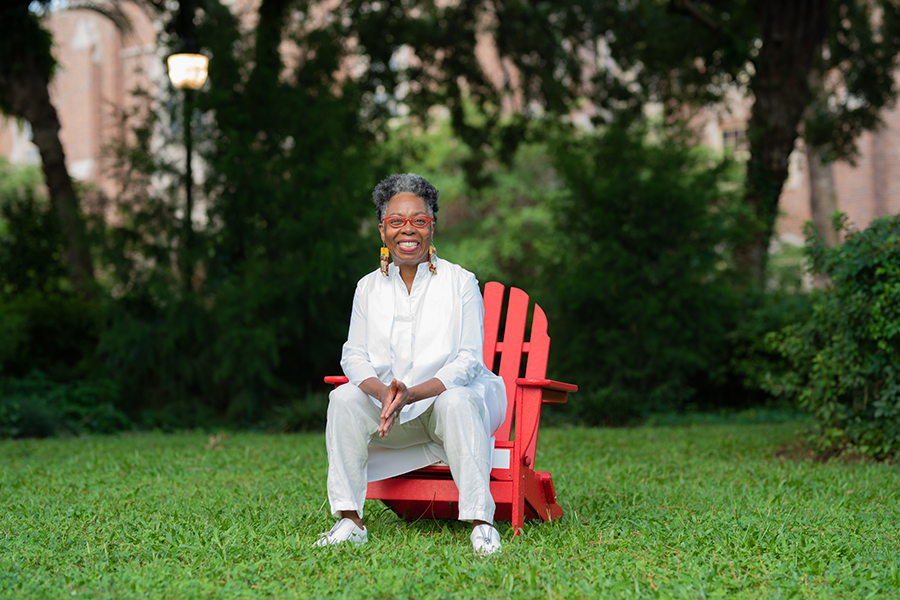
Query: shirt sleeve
xmin=433 ymin=272 xmax=486 ymax=390
xmin=340 ymin=280 xmax=379 ymax=385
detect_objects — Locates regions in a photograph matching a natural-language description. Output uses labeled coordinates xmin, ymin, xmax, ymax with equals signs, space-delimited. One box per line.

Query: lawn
xmin=1 ymin=422 xmax=898 ymax=599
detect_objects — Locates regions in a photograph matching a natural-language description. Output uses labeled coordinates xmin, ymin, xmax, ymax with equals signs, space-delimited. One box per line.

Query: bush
xmin=95 ymin=245 xmax=364 ymax=429
xmin=765 ymin=214 xmax=900 ymax=460
xmin=0 ymin=157 xmax=68 ymax=295
xmin=543 ymin=124 xmax=745 ymax=424
xmin=262 ymin=392 xmax=329 ymax=433
xmin=0 ymin=291 xmax=104 ymax=381
xmin=723 ymin=290 xmax=813 ymax=408
xmin=0 ymin=372 xmax=127 ymax=438
xmin=0 ymin=292 xmax=127 ymax=439
xmin=86 ymin=3 xmax=378 ymax=429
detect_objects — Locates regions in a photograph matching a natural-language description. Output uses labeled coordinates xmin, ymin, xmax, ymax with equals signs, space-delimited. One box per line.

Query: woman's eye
xmin=412 ymin=219 xmax=427 ymax=227
xmin=389 ymin=219 xmax=404 ymax=227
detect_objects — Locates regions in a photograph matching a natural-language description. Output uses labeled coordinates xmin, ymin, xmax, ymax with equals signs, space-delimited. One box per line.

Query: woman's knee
xmin=433 ymin=387 xmax=484 ymax=421
xmin=328 ymin=383 xmax=372 ymax=416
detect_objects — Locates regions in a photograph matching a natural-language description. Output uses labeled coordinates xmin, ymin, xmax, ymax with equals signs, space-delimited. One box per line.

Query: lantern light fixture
xmin=167 ymin=52 xmax=209 ymax=90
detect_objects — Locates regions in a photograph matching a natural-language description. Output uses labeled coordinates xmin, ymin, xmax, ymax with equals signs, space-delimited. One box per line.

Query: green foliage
xmin=0 ymin=159 xmax=126 ymax=439
xmin=442 ymin=142 xmax=565 ymax=287
xmin=0 ymin=158 xmax=68 ymax=295
xmin=0 ymin=291 xmax=121 ymax=440
xmin=805 ymin=0 xmax=900 ymax=161
xmin=726 ymin=291 xmax=813 ymax=406
xmin=385 ymin=119 xmax=564 ymax=288
xmin=765 ymin=243 xmax=808 ymax=294
xmin=0 ymin=372 xmax=126 ymax=438
xmin=0 ymin=290 xmax=103 ymax=381
xmin=766 ymin=214 xmax=900 ymax=460
xmin=97 ymin=296 xmax=219 ymax=429
xmin=389 ymin=120 xmax=773 ymax=423
xmin=9 ymin=0 xmax=856 ymax=436
xmin=85 ymin=1 xmax=380 ymax=427
xmin=262 ymin=392 xmax=329 ymax=433
xmin=546 ymin=124 xmax=745 ymax=423
xmin=2 ymin=423 xmax=899 ymax=598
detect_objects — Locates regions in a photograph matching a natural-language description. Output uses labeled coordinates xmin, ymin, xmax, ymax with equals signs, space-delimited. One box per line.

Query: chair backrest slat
xmin=493 ymin=286 xmax=529 ymax=442
xmin=525 ymin=304 xmax=549 ymax=379
xmin=482 ymin=282 xmax=504 ymax=374
xmin=521 ymin=302 xmax=551 ymax=460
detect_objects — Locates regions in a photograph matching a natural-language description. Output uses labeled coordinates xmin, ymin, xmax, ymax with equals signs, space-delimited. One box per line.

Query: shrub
xmin=262 ymin=392 xmax=329 ymax=433
xmin=765 ymin=214 xmax=900 ymax=460
xmin=723 ymin=290 xmax=813 ymax=408
xmin=97 ymin=294 xmax=219 ymax=429
xmin=0 ymin=157 xmax=68 ymax=295
xmin=0 ymin=291 xmax=104 ymax=381
xmin=0 ymin=372 xmax=127 ymax=438
xmin=544 ymin=124 xmax=744 ymax=423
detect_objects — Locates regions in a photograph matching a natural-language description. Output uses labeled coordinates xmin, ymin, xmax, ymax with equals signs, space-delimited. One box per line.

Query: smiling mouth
xmin=397 ymin=241 xmax=420 ymax=251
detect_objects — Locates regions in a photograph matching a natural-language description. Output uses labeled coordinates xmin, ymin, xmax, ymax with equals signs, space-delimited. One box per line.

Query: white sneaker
xmin=471 ymin=524 xmax=501 ymax=556
xmin=314 ymin=518 xmax=368 ymax=547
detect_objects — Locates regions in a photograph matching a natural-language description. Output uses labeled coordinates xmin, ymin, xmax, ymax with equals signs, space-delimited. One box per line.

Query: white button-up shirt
xmin=341 ymin=257 xmax=507 ymax=479
xmin=342 ymin=257 xmax=506 ymax=430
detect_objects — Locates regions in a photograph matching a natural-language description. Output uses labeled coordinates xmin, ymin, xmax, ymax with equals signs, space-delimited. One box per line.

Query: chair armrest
xmin=514 ymin=378 xmax=578 ymax=404
xmin=324 ymin=376 xmax=349 ymax=388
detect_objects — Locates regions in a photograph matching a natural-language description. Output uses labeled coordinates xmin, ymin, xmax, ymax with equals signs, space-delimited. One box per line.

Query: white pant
xmin=325 ymin=383 xmax=495 ymax=522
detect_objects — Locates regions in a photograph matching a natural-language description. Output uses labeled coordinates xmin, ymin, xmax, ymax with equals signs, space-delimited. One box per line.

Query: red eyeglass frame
xmin=381 ymin=216 xmax=435 ymax=228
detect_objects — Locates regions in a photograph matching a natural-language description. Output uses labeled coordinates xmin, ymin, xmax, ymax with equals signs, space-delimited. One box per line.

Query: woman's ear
xmin=378 ymin=224 xmax=386 ymax=245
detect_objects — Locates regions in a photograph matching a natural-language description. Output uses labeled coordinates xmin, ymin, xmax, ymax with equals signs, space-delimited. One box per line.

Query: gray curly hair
xmin=372 ymin=173 xmax=440 ymax=221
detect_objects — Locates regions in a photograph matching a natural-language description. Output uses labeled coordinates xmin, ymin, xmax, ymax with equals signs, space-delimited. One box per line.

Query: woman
xmin=315 ymin=173 xmax=507 ymax=555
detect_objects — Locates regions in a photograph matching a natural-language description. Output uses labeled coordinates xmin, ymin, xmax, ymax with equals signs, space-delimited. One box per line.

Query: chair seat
xmin=367 ymin=467 xmax=563 ymax=524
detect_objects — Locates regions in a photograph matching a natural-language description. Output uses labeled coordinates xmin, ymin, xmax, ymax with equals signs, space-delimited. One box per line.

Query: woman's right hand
xmin=378 ymin=379 xmax=410 ymax=437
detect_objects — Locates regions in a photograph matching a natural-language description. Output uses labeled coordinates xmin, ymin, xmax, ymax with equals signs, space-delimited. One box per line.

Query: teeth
xmin=399 ymin=242 xmax=418 ymax=248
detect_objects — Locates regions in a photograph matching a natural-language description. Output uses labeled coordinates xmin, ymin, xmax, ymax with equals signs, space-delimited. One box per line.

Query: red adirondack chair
xmin=324 ymin=281 xmax=577 ymax=535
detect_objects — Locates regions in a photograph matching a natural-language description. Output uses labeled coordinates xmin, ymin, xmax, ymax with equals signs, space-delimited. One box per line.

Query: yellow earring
xmin=428 ymin=245 xmax=437 ymax=275
xmin=380 ymin=246 xmax=390 ymax=277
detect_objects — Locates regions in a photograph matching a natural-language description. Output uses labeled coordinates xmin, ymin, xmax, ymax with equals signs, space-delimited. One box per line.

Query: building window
xmin=722 ymin=127 xmax=749 ymax=161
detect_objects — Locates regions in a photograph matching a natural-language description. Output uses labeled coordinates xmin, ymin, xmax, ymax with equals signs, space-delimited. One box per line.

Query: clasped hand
xmin=378 ymin=379 xmax=411 ymax=437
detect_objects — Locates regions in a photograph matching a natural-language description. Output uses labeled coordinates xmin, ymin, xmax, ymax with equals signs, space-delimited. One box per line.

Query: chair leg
xmin=512 ymin=480 xmax=526 ymax=536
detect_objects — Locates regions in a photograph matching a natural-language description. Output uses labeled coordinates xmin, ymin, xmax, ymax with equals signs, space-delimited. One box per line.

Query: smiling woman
xmin=379 ymin=192 xmax=435 ymax=286
xmin=315 ymin=173 xmax=507 ymax=556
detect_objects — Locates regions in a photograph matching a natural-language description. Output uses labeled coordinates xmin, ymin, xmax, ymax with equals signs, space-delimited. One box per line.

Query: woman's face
xmin=379 ymin=192 xmax=434 ymax=269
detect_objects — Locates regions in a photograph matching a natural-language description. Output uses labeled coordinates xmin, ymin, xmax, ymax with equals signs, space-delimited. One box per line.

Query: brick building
xmin=2 ymin=5 xmax=899 ymax=245
xmin=778 ymin=102 xmax=900 ymax=243
xmin=697 ymin=88 xmax=900 ymax=245
xmin=0 ymin=4 xmax=159 ymax=199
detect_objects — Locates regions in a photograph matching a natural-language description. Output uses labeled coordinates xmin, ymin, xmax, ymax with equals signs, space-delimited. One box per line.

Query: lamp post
xmin=167 ymin=41 xmax=208 ymax=291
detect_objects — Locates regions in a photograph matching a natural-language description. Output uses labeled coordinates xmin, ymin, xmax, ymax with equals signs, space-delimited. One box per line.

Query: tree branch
xmin=670 ymin=0 xmax=721 ymax=33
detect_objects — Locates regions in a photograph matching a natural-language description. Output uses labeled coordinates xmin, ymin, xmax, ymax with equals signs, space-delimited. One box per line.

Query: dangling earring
xmin=380 ymin=246 xmax=390 ymax=277
xmin=428 ymin=244 xmax=438 ymax=275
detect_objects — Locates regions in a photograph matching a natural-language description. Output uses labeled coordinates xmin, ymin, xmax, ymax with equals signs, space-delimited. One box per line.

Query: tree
xmin=0 ymin=0 xmax=165 ymax=293
xmin=593 ymin=1 xmax=900 ymax=285
xmin=803 ymin=2 xmax=900 ymax=249
xmin=390 ymin=1 xmax=899 ymax=286
xmin=552 ymin=0 xmax=830 ymax=286
xmin=0 ymin=2 xmax=96 ymax=291
xmin=92 ymin=0 xmax=387 ymax=420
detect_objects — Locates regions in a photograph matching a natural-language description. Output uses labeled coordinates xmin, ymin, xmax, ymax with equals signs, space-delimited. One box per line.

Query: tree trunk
xmin=806 ymin=144 xmax=839 ymax=248
xmin=0 ymin=54 xmax=95 ymax=292
xmin=736 ymin=0 xmax=829 ymax=288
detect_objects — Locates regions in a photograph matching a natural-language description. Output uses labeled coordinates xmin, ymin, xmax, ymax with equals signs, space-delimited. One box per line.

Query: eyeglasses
xmin=381 ymin=216 xmax=435 ymax=229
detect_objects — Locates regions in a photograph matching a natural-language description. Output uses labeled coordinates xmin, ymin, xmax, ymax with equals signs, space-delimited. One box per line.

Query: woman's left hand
xmin=378 ymin=379 xmax=411 ymax=437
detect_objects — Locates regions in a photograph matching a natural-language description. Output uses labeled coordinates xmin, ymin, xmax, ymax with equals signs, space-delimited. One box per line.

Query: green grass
xmin=1 ymin=423 xmax=898 ymax=599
